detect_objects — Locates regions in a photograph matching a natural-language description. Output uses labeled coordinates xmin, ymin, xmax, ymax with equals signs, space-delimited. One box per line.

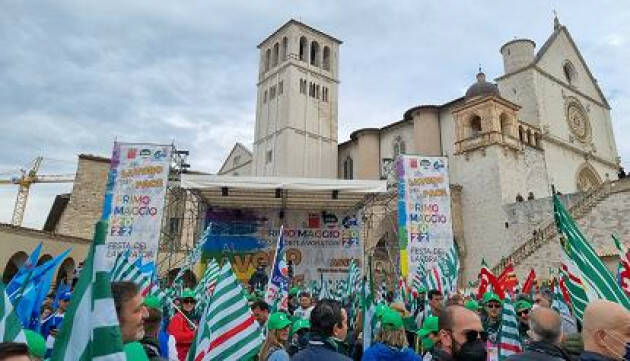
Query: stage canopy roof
xmin=180 ymin=174 xmax=388 ymax=210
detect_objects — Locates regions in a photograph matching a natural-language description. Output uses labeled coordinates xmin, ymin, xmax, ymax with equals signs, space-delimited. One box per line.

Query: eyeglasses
xmin=447 ymin=329 xmax=488 ymax=343
xmin=182 ymin=298 xmax=196 ymax=304
xmin=463 ymin=330 xmax=488 ymax=342
xmin=517 ymin=309 xmax=530 ymax=316
xmin=486 ymin=303 xmax=502 ymax=309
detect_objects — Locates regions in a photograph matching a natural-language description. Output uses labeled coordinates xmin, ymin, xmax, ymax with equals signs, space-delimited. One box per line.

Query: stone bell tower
xmin=252 ymin=20 xmax=342 ymax=178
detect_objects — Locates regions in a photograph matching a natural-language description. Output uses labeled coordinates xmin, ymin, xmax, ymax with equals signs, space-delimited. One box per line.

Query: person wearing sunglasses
xmin=504 ymin=307 xmax=573 ymax=361
xmin=167 ymin=289 xmax=198 ymax=361
xmin=514 ymin=300 xmax=532 ymax=345
xmin=433 ymin=305 xmax=487 ymax=361
xmin=481 ymin=292 xmax=503 ymax=345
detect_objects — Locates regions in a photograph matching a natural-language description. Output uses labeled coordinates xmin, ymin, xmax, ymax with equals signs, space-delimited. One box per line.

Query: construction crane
xmin=0 ymin=156 xmax=75 ymax=226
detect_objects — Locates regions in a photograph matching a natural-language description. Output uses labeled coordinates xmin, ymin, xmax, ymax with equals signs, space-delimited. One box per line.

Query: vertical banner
xmin=101 ymin=143 xmax=171 ymax=269
xmin=396 ymin=155 xmax=453 ymax=278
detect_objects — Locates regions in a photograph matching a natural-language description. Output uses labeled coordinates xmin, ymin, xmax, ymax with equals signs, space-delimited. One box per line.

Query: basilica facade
xmin=219 ymin=18 xmax=621 ymax=280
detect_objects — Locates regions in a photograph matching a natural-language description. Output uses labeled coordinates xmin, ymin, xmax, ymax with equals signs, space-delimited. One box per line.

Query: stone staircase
xmin=491 ymin=178 xmax=630 ymax=275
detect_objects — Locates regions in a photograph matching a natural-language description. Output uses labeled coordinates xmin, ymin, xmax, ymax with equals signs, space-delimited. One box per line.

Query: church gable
xmin=534 ymin=26 xmax=609 ymax=108
xmin=218 ymin=143 xmax=253 ymax=175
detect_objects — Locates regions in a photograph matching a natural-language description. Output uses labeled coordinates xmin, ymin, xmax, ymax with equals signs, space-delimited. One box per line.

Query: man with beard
xmin=482 ymin=292 xmax=503 ymax=345
xmin=433 ymin=305 xmax=487 ymax=361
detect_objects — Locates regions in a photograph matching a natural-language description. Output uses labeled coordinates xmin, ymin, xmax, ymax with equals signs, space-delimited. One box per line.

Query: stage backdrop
xmin=202 ymin=208 xmax=363 ymax=284
xmin=396 ymin=155 xmax=454 ymax=277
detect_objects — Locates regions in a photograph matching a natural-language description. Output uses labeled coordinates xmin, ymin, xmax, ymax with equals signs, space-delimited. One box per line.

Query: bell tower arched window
xmin=272 ymin=42 xmax=279 ymax=67
xmin=265 ymin=49 xmax=271 ymax=71
xmin=281 ymin=37 xmax=288 ymax=61
xmin=299 ymin=36 xmax=308 ymax=62
xmin=323 ymin=46 xmax=331 ymax=71
xmin=469 ymin=115 xmax=482 ymax=138
xmin=310 ymin=41 xmax=320 ymax=66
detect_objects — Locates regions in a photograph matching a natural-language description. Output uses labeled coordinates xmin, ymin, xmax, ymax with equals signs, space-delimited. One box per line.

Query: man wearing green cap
xmin=259 ymin=312 xmax=292 ymax=361
xmin=362 ymin=309 xmax=421 ymax=361
xmin=288 ymin=319 xmax=311 ymax=356
xmin=417 ymin=316 xmax=439 ymax=356
xmin=514 ymin=300 xmax=532 ymax=344
xmin=482 ymin=292 xmax=502 ymax=345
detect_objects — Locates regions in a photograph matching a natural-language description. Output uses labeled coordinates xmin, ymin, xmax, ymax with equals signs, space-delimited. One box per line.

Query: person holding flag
xmin=167 ymin=289 xmax=198 ymax=361
xmin=264 ymin=226 xmax=290 ymax=312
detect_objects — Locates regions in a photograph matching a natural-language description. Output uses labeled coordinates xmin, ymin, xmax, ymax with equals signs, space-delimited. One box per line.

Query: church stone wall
xmin=514 ymin=180 xmax=630 ymax=278
xmin=55 ymin=155 xmax=109 ymax=239
xmin=451 ymin=149 xmax=511 ymax=281
xmin=496 ymin=147 xmax=549 ymax=205
xmin=497 ymin=69 xmax=540 ymax=127
xmin=535 ymin=31 xmax=604 ymax=104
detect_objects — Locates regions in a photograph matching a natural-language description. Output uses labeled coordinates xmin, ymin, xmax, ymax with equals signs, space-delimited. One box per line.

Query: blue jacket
xmin=361 ymin=342 xmax=421 ymax=361
xmin=579 ymin=351 xmax=617 ymax=361
xmin=292 ymin=338 xmax=352 ymax=361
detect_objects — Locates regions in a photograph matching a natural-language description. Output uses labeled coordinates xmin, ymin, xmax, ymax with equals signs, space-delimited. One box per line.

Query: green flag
xmin=51 ymin=220 xmax=126 ymax=361
xmin=0 ymin=282 xmax=26 ymax=343
xmin=554 ymin=195 xmax=630 ymax=308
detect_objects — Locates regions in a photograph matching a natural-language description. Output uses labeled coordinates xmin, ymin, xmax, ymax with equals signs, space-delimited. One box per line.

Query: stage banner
xmin=395 ymin=155 xmax=453 ymax=278
xmin=202 ymin=208 xmax=363 ymax=284
xmin=101 ymin=143 xmax=171 ymax=269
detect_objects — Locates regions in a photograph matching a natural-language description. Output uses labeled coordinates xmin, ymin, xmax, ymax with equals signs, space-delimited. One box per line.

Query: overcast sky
xmin=1 ymin=0 xmax=628 ymax=229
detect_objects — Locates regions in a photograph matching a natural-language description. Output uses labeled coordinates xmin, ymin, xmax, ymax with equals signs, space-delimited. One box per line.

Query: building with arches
xmin=221 ymin=17 xmax=623 ymax=281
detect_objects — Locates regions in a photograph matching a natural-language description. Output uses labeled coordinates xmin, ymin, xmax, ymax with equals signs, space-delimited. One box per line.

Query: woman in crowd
xmin=258 ymin=312 xmax=292 ymax=361
xmin=362 ymin=309 xmax=421 ymax=361
xmin=167 ymin=289 xmax=198 ymax=361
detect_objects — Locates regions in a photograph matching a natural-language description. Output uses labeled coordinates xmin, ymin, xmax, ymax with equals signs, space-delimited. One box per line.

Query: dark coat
xmin=578 ymin=351 xmax=617 ymax=361
xmin=431 ymin=347 xmax=455 ymax=361
xmin=361 ymin=342 xmax=421 ymax=361
xmin=292 ymin=337 xmax=353 ymax=361
xmin=505 ymin=341 xmax=574 ymax=361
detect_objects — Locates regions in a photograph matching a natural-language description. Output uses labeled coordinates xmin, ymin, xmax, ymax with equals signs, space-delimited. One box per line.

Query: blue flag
xmin=6 ymin=243 xmax=43 ymax=298
xmin=13 ymin=248 xmax=71 ymax=329
xmin=264 ymin=226 xmax=289 ymax=311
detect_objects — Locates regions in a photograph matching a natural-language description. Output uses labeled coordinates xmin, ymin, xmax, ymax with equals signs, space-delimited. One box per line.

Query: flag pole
xmin=169 ymin=300 xmax=197 ymax=330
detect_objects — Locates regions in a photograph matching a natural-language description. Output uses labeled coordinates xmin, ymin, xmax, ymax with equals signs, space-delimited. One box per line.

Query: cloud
xmin=1 ymin=0 xmax=629 ymax=228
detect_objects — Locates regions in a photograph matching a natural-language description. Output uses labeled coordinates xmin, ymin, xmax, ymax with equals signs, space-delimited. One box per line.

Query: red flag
xmin=558 ymin=276 xmax=572 ymax=306
xmin=499 ymin=264 xmax=519 ymax=293
xmin=479 ymin=267 xmax=505 ymax=299
xmin=522 ymin=269 xmax=536 ymax=294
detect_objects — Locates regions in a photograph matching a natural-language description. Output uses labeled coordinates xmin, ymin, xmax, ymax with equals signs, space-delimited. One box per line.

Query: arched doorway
xmin=576 ymin=163 xmax=602 ymax=192
xmin=2 ymin=251 xmax=28 ymax=284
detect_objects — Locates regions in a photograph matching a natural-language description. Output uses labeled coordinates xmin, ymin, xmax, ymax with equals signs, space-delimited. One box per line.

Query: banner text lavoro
xmin=396 ymin=155 xmax=453 ymax=278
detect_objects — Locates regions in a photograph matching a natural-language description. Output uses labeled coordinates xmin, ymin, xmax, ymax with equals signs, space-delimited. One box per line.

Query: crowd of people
xmin=1 ymin=279 xmax=629 ymax=361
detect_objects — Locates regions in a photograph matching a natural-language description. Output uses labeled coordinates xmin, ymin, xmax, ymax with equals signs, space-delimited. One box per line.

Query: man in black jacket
xmin=505 ymin=307 xmax=573 ymax=361
xmin=292 ymin=299 xmax=351 ymax=361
